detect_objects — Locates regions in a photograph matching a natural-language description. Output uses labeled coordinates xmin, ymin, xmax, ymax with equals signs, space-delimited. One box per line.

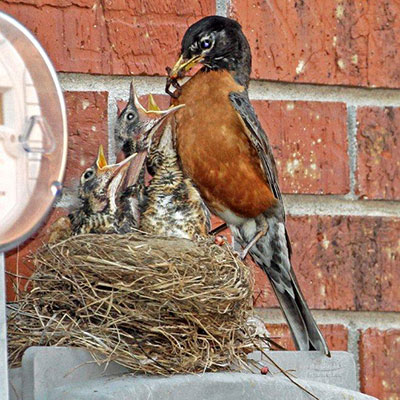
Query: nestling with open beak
xmin=68 ymin=145 xmax=141 ymax=234
xmin=114 ymin=82 xmax=177 ymax=159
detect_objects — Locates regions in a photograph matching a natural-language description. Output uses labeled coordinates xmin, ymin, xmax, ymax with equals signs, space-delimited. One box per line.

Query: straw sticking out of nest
xmin=7 ymin=232 xmax=259 ymax=374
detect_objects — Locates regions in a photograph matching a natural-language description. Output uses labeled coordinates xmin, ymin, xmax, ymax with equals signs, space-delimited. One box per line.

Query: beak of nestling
xmin=96 ymin=144 xmax=108 ymax=170
xmin=121 ymin=150 xmax=148 ymax=191
xmin=95 ymin=149 xmax=138 ymax=203
xmin=133 ymin=95 xmax=185 ymax=147
xmin=168 ymin=54 xmax=204 ymax=79
xmin=133 ymin=92 xmax=184 ymax=117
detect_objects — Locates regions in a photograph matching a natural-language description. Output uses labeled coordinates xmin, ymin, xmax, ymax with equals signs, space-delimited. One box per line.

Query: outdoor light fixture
xmin=0 ymin=11 xmax=67 ymax=399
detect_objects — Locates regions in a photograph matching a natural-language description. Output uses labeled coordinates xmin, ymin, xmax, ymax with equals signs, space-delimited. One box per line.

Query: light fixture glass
xmin=0 ymin=12 xmax=67 ymax=252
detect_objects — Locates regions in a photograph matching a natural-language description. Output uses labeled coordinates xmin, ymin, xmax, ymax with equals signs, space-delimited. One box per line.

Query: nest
xmin=7 ymin=232 xmax=259 ymax=374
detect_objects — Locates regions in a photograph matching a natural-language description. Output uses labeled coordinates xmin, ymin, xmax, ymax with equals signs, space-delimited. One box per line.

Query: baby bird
xmin=114 ymin=84 xmax=210 ymax=240
xmin=114 ymin=81 xmax=170 ymax=158
xmin=48 ymin=146 xmax=143 ymax=242
xmin=140 ymin=112 xmax=211 ymax=239
xmin=69 ymin=145 xmax=140 ymax=234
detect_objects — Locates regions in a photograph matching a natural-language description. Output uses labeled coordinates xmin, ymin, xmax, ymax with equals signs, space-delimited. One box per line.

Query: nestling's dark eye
xmin=83 ymin=169 xmax=94 ymax=180
xmin=200 ymin=38 xmax=212 ymax=50
xmin=126 ymin=113 xmax=135 ymax=121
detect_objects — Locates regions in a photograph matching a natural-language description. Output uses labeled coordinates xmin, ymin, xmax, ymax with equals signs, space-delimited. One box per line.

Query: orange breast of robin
xmin=173 ymin=69 xmax=277 ymax=219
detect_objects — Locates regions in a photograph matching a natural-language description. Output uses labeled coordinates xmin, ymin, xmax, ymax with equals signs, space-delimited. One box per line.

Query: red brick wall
xmin=2 ymin=2 xmax=400 ymax=399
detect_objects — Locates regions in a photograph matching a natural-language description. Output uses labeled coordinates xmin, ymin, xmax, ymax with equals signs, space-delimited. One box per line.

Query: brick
xmin=356 ymin=107 xmax=400 ymax=200
xmin=230 ymin=0 xmax=400 ymax=88
xmin=253 ymin=101 xmax=349 ymax=194
xmin=359 ymin=328 xmax=400 ymax=399
xmin=5 ymin=207 xmax=68 ymax=301
xmin=266 ymin=324 xmax=348 ymax=351
xmin=253 ymin=215 xmax=400 ymax=311
xmin=64 ymin=91 xmax=108 ymax=187
xmin=1 ymin=1 xmax=214 ymax=75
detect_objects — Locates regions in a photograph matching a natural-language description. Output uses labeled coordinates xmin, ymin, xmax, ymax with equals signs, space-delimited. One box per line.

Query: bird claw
xmin=233 ymin=249 xmax=248 ymax=261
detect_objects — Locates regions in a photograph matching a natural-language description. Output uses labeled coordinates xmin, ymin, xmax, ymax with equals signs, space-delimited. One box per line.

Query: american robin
xmin=166 ymin=15 xmax=329 ymax=355
xmin=69 ymin=145 xmax=140 ymax=234
xmin=114 ymin=84 xmax=210 ymax=240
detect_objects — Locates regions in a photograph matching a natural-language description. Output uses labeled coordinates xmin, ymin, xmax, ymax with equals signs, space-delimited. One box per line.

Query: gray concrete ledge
xmin=247 ymin=350 xmax=356 ymax=390
xmin=50 ymin=373 xmax=376 ymax=400
xmin=9 ymin=347 xmax=377 ymax=400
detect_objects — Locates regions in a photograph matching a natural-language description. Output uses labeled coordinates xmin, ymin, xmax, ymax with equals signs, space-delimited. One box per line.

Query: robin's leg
xmin=232 ymin=234 xmax=244 ymax=254
xmin=237 ymin=217 xmax=269 ymax=260
xmin=227 ymin=225 xmax=246 ymax=256
xmin=240 ymin=226 xmax=268 ymax=259
xmin=213 ymin=219 xmax=269 ymax=258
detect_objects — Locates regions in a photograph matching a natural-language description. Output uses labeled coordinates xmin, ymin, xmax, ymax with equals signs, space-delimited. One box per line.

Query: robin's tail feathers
xmin=273 ymin=274 xmax=331 ymax=355
xmin=237 ymin=215 xmax=330 ymax=356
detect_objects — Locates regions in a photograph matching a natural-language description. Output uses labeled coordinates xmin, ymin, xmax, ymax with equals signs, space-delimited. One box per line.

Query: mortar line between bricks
xmin=58 ymin=73 xmax=400 ymax=106
xmin=283 ymin=195 xmax=400 ymax=217
xmin=107 ymin=92 xmax=117 ymax=164
xmin=249 ymin=80 xmax=400 ymax=106
xmin=256 ymin=308 xmax=400 ymax=330
xmin=346 ymin=105 xmax=358 ymax=200
xmin=107 ymin=89 xmax=122 ymax=164
xmin=347 ymin=329 xmax=361 ymax=391
xmin=56 ymin=193 xmax=400 ymax=216
xmin=216 ymin=0 xmax=229 ymax=16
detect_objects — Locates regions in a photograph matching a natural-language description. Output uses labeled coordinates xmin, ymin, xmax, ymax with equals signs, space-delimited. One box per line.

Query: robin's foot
xmin=239 ymin=229 xmax=267 ymax=259
xmin=236 ymin=219 xmax=269 ymax=260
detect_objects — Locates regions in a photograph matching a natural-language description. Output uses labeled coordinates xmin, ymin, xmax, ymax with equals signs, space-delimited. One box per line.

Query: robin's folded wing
xmin=229 ymin=91 xmax=293 ymax=266
xmin=229 ymin=91 xmax=282 ymax=203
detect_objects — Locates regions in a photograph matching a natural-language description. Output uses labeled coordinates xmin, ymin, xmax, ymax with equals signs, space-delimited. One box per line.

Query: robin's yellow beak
xmin=169 ymin=54 xmax=204 ymax=79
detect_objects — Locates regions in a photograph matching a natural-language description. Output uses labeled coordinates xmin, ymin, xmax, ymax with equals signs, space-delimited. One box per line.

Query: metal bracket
xmin=20 ymin=115 xmax=55 ymax=154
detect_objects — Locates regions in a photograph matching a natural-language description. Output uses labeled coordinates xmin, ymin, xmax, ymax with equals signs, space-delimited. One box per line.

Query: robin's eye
xmin=126 ymin=113 xmax=135 ymax=121
xmin=83 ymin=169 xmax=94 ymax=180
xmin=200 ymin=38 xmax=212 ymax=50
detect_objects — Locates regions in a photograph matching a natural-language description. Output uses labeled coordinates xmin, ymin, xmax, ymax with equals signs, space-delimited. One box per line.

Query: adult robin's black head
xmin=169 ymin=16 xmax=251 ymax=87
